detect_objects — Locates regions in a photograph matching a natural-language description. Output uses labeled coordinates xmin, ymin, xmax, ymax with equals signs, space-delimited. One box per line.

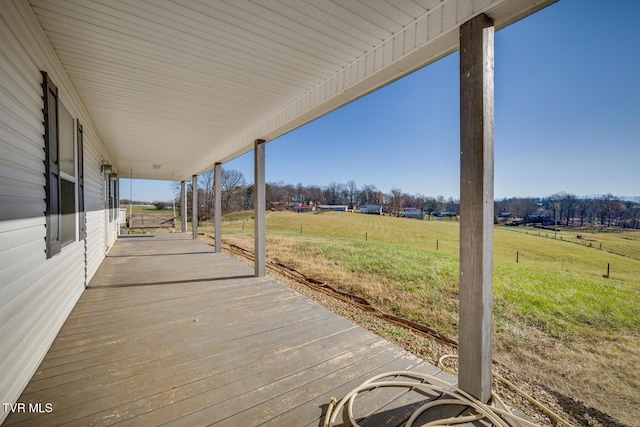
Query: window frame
xmin=58 ymin=101 xmax=77 ymax=248
xmin=42 ymin=71 xmax=85 ymax=258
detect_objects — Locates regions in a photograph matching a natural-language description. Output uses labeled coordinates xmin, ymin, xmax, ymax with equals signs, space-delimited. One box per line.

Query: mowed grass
xmin=122 ymin=204 xmax=168 ymax=214
xmin=498 ymin=225 xmax=640 ymax=262
xmin=219 ymin=211 xmax=640 ymax=340
xmin=263 ymin=211 xmax=639 ymax=283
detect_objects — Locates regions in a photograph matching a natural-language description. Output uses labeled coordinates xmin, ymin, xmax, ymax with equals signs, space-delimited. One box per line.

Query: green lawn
xmin=214 ymin=211 xmax=640 ymax=340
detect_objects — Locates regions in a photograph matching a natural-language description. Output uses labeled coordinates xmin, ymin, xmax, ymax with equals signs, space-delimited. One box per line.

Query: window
xmin=108 ymin=175 xmax=116 ymax=222
xmin=42 ymin=71 xmax=84 ymax=258
xmin=59 ymin=102 xmax=76 ymax=247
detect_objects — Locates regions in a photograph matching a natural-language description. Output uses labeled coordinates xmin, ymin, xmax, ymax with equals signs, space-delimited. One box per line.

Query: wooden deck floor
xmin=3 ymin=233 xmax=458 ymax=426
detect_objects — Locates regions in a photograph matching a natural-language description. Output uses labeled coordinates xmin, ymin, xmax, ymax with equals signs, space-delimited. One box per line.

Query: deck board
xmin=3 ymin=233 xmax=456 ymax=426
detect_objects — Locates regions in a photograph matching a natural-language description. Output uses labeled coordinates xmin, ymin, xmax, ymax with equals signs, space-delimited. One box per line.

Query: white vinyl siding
xmin=84 ymin=138 xmax=108 ymax=278
xmin=0 ymin=1 xmax=117 ymax=421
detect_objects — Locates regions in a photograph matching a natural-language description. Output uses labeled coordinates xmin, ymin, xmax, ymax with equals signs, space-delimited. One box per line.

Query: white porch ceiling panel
xmin=29 ymin=0 xmax=555 ymax=181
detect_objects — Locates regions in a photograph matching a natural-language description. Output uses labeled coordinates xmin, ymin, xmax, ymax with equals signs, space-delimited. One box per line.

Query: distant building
xmin=359 ymin=204 xmax=382 ymax=215
xmin=525 ymin=215 xmax=553 ymax=225
xmin=292 ymin=205 xmax=314 ymax=212
xmin=402 ymin=208 xmax=424 ymax=220
xmin=318 ymin=205 xmax=348 ymax=212
xmin=432 ymin=211 xmax=458 ymax=218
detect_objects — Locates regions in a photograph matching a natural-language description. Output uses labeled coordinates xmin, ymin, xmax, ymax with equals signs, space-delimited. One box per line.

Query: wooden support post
xmin=180 ymin=181 xmax=187 ymax=233
xmin=254 ymin=139 xmax=266 ymax=277
xmin=214 ymin=163 xmax=222 ymax=253
xmin=192 ymin=175 xmax=198 ymax=239
xmin=459 ymin=12 xmax=494 ymax=404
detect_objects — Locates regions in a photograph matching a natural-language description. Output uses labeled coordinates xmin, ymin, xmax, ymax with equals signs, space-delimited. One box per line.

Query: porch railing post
xmin=192 ymin=174 xmax=198 ymax=239
xmin=459 ymin=12 xmax=495 ymax=403
xmin=180 ymin=180 xmax=187 ymax=233
xmin=254 ymin=139 xmax=266 ymax=277
xmin=214 ymin=163 xmax=222 ymax=252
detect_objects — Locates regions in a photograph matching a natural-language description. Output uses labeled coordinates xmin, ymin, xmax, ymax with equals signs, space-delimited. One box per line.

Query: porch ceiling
xmin=29 ymin=0 xmax=555 ymax=181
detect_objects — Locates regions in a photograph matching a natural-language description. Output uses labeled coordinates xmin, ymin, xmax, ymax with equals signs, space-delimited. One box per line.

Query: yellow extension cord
xmin=323 ymin=355 xmax=574 ymax=427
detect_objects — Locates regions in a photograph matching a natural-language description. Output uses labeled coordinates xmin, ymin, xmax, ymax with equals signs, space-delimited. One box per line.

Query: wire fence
xmin=192 ymin=217 xmax=640 ymax=284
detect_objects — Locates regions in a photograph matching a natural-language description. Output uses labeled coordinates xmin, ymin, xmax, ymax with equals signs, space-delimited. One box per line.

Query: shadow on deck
xmin=3 ymin=233 xmax=457 ymax=426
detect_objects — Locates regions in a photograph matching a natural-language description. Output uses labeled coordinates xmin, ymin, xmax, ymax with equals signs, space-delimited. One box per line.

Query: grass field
xmin=121 ymin=204 xmax=172 ymax=215
xmin=212 ymin=210 xmax=639 ymax=282
xmin=195 ymin=211 xmax=639 ymax=424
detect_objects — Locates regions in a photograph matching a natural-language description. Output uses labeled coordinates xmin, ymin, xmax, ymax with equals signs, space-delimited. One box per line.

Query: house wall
xmin=0 ymin=1 xmax=117 ymax=419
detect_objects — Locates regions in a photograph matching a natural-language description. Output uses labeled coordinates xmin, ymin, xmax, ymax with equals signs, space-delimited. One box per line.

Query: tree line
xmin=496 ymin=192 xmax=640 ymax=228
xmin=173 ymin=168 xmax=640 ymax=229
xmin=173 ymin=168 xmax=461 ymax=221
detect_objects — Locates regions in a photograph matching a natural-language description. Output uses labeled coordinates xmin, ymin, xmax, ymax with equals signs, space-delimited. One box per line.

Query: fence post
xmin=516 ymin=251 xmax=519 ymax=263
xmin=366 ymin=232 xmax=368 ymax=242
xmin=437 ymin=240 xmax=439 ymax=251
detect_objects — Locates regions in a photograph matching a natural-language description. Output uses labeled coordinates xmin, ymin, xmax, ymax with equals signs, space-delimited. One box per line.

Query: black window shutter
xmin=42 ymin=71 xmax=61 ymax=258
xmin=108 ymin=175 xmax=114 ymax=223
xmin=77 ymin=120 xmax=85 ymax=238
xmin=115 ymin=177 xmax=119 ymax=210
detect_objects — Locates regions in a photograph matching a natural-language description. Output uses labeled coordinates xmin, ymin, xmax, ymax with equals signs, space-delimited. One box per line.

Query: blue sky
xmin=123 ymin=0 xmax=640 ymax=203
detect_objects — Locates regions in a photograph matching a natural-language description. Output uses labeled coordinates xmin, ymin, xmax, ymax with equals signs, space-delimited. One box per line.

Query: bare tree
xmin=294 ymin=182 xmax=305 ymax=203
xmin=323 ymin=182 xmax=345 ymax=205
xmin=305 ymin=185 xmax=324 ymax=205
xmin=560 ymin=192 xmax=578 ymax=226
xmin=545 ymin=193 xmax=564 ymax=226
xmin=388 ymin=188 xmax=404 ymax=215
xmin=198 ymin=170 xmax=215 ymax=221
xmin=359 ymin=183 xmax=378 ymax=205
xmin=509 ymin=198 xmax=538 ymax=221
xmin=575 ymin=198 xmax=592 ymax=226
xmin=626 ymin=201 xmax=640 ymax=229
xmin=596 ymin=194 xmax=619 ymax=227
xmin=346 ymin=180 xmax=358 ymax=207
xmin=403 ymin=193 xmax=416 ymax=208
xmin=416 ymin=194 xmax=439 ymax=219
xmin=220 ymin=168 xmax=246 ymax=214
